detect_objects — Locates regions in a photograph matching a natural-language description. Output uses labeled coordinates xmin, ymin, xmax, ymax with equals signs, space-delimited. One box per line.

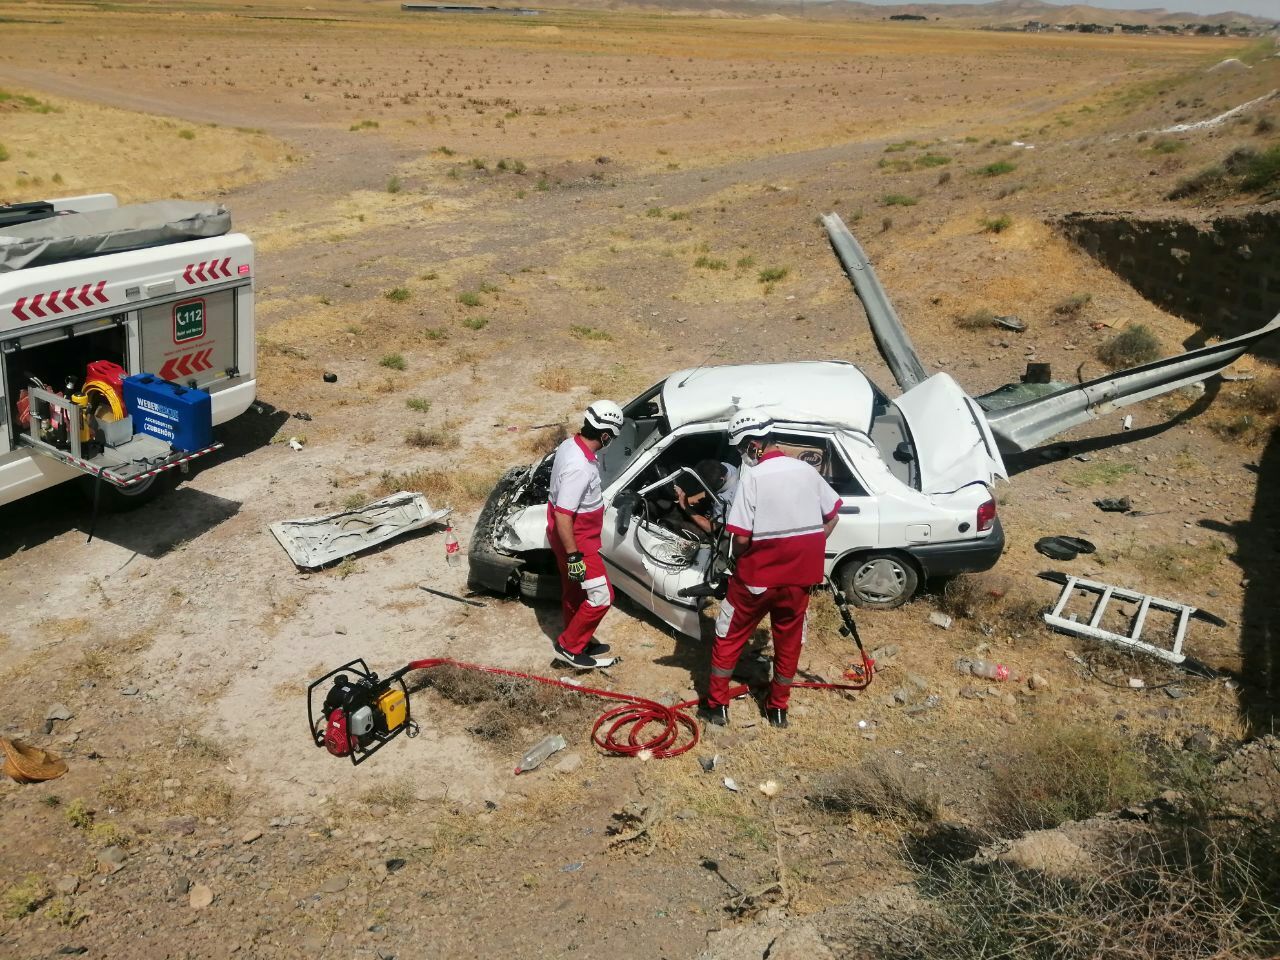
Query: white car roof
xmin=661 ymin=360 xmax=878 ymax=433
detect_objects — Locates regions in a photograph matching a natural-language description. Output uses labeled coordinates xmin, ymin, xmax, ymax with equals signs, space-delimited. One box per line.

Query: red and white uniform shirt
xmin=546 ymin=435 xmax=606 ymax=553
xmin=725 ymin=450 xmax=842 ymax=588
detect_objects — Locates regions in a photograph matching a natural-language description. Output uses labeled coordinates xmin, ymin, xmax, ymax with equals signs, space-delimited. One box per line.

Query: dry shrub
xmin=423 ymin=664 xmax=497 ymax=705
xmin=938 ymin=576 xmax=1043 ymax=635
xmin=1211 ymin=376 xmax=1280 ymax=445
xmin=404 ymin=424 xmax=460 ymax=449
xmin=520 ymin=424 xmax=567 ymax=459
xmin=1240 ymin=375 xmax=1280 ymax=415
xmin=1 ymin=874 xmax=51 ymax=920
xmin=374 ymin=466 xmax=500 ymax=507
xmin=811 ymin=754 xmax=942 ymax=823
xmin=362 ymin=775 xmax=417 ymax=811
xmin=937 ymin=575 xmax=996 ymax=620
xmin=1098 ymin=324 xmax=1161 ymax=369
xmin=955 ymin=308 xmax=995 ymax=331
xmin=416 ymin=665 xmax=592 ymax=743
xmin=988 ymin=723 xmax=1152 ymax=834
xmin=1053 ymin=292 xmax=1093 ymax=317
xmin=895 ymin=819 xmax=1280 ymax=960
xmin=186 ymin=780 xmax=236 ymax=819
xmin=536 ymin=369 xmax=574 ymax=393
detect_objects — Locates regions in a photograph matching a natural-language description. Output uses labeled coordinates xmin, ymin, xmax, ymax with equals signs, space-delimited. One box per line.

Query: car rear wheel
xmin=837 ymin=552 xmax=919 ymax=609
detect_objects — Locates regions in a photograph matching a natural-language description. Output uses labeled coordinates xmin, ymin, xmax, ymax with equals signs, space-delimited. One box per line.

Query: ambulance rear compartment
xmin=0 ymin=284 xmax=248 ymax=491
xmin=2 ymin=315 xmax=127 ymax=449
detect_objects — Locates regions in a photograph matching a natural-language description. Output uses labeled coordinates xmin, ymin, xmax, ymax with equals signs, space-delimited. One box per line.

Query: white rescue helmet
xmin=728 ymin=407 xmax=773 ymax=447
xmin=584 ymin=400 xmax=624 ymax=437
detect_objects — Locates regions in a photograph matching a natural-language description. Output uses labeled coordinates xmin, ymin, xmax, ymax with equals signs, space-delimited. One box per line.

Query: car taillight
xmin=977 ymin=500 xmax=996 ymax=532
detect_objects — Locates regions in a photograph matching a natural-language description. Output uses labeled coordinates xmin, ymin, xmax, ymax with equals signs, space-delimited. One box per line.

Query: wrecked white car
xmin=470 ymin=360 xmax=1006 ymax=635
xmin=468 ymin=215 xmax=1279 ymax=636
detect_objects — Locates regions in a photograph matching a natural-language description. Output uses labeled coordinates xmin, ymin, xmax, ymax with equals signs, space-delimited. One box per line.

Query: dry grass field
xmin=0 ymin=3 xmax=1277 ymax=957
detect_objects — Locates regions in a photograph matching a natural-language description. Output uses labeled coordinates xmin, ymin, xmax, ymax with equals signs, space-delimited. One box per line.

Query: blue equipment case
xmin=122 ymin=374 xmax=214 ymax=452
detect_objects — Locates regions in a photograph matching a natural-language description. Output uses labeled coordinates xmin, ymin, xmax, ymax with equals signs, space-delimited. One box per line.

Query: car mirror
xmin=614 ymin=491 xmax=640 ymax=535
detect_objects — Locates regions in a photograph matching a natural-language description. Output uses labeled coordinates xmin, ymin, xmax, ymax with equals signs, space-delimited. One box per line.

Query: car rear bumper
xmin=906 ymin=517 xmax=1005 ymax=579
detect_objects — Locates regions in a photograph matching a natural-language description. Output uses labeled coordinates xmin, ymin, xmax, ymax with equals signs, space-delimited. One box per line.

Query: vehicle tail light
xmin=977 ymin=499 xmax=996 ymax=532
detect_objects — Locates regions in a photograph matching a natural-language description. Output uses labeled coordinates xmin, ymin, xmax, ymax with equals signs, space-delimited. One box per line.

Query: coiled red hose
xmin=403 ymin=650 xmax=873 ymax=761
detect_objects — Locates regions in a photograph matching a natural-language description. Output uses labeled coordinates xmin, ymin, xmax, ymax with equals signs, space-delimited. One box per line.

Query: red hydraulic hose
xmin=402 ymin=651 xmax=873 ymax=762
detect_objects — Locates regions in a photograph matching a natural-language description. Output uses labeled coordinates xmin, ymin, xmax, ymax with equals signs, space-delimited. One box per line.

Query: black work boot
xmin=697 ymin=701 xmax=729 ymax=727
xmin=765 ymin=707 xmax=788 ymax=729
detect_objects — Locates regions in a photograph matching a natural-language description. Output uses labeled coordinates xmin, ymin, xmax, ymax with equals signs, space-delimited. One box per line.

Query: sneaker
xmin=551 ymin=641 xmax=600 ymax=670
xmin=585 ymin=639 xmax=612 ymax=656
xmin=765 ymin=707 xmax=788 ymax=729
xmin=697 ymin=701 xmax=729 ymax=727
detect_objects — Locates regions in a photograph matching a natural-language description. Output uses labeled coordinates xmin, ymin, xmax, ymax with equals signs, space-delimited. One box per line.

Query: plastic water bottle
xmin=515 ymin=734 xmax=566 ymax=775
xmin=956 ymin=658 xmax=1015 ymax=682
xmin=444 ymin=525 xmax=460 ymax=565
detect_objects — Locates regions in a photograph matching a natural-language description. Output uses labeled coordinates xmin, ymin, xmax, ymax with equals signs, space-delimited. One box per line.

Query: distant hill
xmin=599 ymin=0 xmax=1277 ymax=28
xmin=821 ymin=0 xmax=1276 ymax=26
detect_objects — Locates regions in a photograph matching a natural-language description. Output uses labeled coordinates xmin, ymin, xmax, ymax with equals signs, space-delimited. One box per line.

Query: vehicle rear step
xmin=19 ymin=384 xmax=222 ymax=489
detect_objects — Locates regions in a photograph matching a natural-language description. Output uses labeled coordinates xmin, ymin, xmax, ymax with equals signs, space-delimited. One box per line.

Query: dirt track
xmin=0 ymin=4 xmax=1277 ymax=957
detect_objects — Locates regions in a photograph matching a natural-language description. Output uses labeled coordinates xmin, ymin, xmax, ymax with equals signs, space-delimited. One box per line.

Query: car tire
xmin=518 ymin=568 xmax=561 ymax=601
xmin=836 ymin=552 xmax=919 ymax=609
xmin=77 ymin=471 xmax=175 ymax=512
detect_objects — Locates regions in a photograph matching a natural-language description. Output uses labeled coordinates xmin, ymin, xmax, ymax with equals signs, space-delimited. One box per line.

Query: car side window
xmin=826 ymin=443 xmax=870 ymax=498
xmin=772 ymin=431 xmax=868 ymax=498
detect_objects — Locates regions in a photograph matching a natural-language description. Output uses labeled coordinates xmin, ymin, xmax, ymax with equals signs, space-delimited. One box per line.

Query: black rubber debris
xmin=1035 ymin=537 xmax=1078 ymax=561
xmin=1094 ymin=496 xmax=1132 ymax=513
xmin=1057 ymin=536 xmax=1096 ymax=554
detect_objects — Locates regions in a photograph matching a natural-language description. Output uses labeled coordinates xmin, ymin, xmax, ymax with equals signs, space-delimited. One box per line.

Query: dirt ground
xmin=0 ymin=4 xmax=1277 ymax=958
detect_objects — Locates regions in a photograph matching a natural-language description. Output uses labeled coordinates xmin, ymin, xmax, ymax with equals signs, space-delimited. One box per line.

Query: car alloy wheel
xmin=841 ymin=552 xmax=918 ymax=609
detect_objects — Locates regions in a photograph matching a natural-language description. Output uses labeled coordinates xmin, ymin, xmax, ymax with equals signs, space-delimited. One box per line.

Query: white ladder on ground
xmin=1037 ymin=571 xmax=1222 ymax=675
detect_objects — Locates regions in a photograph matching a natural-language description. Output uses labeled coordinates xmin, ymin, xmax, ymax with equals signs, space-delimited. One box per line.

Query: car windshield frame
xmin=596 ymin=379 xmax=668 ymax=489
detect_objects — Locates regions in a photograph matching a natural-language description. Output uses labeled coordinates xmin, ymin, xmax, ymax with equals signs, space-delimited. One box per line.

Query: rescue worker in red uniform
xmin=547 ymin=400 xmax=625 ymax=669
xmin=700 ymin=409 xmax=842 ymax=729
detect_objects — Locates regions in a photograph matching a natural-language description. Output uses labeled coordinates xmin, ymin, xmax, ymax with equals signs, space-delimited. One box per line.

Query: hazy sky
xmin=855 ymin=0 xmax=1280 ymax=21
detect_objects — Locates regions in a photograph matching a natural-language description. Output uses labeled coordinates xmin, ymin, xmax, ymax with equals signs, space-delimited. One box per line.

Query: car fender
xmin=495 ymin=503 xmax=551 ymax=553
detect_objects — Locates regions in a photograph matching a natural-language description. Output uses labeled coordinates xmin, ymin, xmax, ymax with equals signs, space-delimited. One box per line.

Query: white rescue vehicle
xmin=0 ymin=194 xmax=256 ymax=509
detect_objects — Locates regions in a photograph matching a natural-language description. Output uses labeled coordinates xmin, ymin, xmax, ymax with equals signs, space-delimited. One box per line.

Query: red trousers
xmin=548 ymin=533 xmax=612 ymax=655
xmin=708 ymin=578 xmax=810 ymax=710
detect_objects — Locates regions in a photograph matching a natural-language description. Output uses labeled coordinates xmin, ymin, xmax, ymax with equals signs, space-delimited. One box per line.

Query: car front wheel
xmin=836 ymin=552 xmax=919 ymax=609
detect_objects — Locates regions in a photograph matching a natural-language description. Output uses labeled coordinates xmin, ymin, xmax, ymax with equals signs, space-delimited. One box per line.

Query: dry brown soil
xmin=0 ymin=4 xmax=1276 ymax=958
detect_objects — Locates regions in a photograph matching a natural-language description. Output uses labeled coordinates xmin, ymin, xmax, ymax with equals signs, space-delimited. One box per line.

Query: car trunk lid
xmin=894 ymin=373 xmax=1008 ymax=494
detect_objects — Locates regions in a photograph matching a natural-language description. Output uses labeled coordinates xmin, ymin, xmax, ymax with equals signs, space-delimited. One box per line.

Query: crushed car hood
xmin=894 ymin=373 xmax=1008 ymax=494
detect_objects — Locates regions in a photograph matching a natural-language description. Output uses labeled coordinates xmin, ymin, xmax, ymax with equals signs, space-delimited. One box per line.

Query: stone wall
xmin=1058 ymin=211 xmax=1280 ymax=359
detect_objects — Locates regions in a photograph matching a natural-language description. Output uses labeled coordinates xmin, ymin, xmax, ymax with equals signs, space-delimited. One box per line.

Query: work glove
xmin=565 ymin=551 xmax=587 ymax=583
